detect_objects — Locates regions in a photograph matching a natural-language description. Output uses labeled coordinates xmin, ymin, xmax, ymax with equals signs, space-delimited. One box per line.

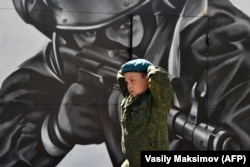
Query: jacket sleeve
xmin=117 ymin=70 xmax=129 ymax=97
xmin=147 ymin=66 xmax=174 ymax=108
xmin=0 ymin=68 xmax=68 ymax=166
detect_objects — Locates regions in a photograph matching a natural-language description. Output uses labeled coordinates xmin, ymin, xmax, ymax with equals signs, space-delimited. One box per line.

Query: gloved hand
xmin=57 ymin=82 xmax=107 ymax=145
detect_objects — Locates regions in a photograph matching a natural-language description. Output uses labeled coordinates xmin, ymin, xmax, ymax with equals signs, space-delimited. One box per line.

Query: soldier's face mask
xmin=71 ymin=15 xmax=144 ymax=50
xmin=53 ymin=13 xmax=156 ymax=82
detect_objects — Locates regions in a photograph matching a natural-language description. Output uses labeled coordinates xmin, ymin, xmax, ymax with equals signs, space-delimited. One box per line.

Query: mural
xmin=1 ymin=0 xmax=250 ymax=166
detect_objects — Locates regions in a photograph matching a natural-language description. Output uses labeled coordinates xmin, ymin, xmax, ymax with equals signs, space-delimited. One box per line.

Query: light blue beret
xmin=121 ymin=59 xmax=153 ymax=74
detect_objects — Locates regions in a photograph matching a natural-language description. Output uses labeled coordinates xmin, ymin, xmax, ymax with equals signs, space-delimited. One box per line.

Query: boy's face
xmin=124 ymin=72 xmax=149 ymax=97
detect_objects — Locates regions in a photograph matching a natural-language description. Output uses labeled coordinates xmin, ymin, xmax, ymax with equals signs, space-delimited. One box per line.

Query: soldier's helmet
xmin=12 ymin=0 xmax=151 ymax=38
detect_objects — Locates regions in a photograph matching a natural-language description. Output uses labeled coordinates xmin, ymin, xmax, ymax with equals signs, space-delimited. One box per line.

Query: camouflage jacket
xmin=117 ymin=66 xmax=173 ymax=167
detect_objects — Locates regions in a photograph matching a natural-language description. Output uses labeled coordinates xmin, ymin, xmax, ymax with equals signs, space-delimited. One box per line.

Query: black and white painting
xmin=1 ymin=0 xmax=250 ymax=166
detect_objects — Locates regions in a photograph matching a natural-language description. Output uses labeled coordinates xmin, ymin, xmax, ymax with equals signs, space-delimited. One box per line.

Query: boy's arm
xmin=117 ymin=70 xmax=129 ymax=97
xmin=147 ymin=66 xmax=173 ymax=107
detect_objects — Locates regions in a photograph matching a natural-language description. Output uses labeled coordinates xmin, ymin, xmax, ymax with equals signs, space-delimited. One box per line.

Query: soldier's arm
xmin=0 ymin=69 xmax=68 ymax=166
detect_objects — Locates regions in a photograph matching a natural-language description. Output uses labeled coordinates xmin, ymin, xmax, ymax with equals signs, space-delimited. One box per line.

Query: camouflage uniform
xmin=117 ymin=66 xmax=174 ymax=167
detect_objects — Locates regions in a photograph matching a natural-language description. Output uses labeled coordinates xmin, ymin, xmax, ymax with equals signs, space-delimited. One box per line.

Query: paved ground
xmin=57 ymin=144 xmax=112 ymax=167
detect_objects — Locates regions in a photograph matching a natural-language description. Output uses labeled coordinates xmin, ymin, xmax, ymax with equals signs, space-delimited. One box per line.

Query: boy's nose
xmin=127 ymin=83 xmax=132 ymax=90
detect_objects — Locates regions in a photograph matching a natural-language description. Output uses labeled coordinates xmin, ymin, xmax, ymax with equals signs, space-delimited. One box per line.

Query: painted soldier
xmin=1 ymin=0 xmax=250 ymax=166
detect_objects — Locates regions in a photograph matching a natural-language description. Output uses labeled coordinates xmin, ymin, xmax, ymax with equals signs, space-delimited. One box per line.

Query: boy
xmin=117 ymin=59 xmax=174 ymax=167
